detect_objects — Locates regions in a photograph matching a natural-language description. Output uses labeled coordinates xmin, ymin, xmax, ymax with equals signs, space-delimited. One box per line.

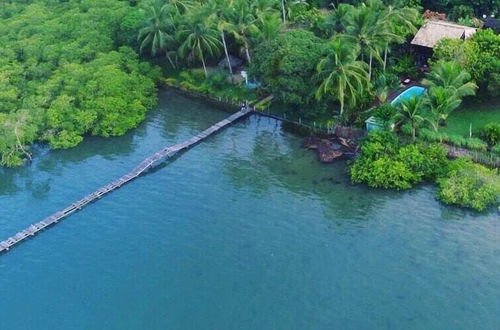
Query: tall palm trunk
xmin=383 ymin=45 xmax=388 ymax=71
xmin=369 ymin=51 xmax=373 ymax=81
xmin=221 ymin=30 xmax=233 ymax=75
xmin=281 ymin=0 xmax=286 ymax=23
xmin=244 ymin=41 xmax=251 ymax=64
xmin=200 ymin=50 xmax=208 ymax=78
xmin=166 ymin=52 xmax=176 ymax=69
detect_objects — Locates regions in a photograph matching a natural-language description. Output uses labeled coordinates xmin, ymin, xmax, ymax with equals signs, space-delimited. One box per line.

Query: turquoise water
xmin=0 ymin=90 xmax=499 ymax=329
xmin=391 ymin=86 xmax=427 ymax=105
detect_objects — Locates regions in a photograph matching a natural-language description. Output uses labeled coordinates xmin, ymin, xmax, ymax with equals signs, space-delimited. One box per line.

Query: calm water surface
xmin=0 ymin=90 xmax=498 ymax=330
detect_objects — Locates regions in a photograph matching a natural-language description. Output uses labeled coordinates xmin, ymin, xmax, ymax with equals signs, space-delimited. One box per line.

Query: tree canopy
xmin=0 ymin=0 xmax=160 ymax=166
xmin=251 ymin=29 xmax=326 ymax=107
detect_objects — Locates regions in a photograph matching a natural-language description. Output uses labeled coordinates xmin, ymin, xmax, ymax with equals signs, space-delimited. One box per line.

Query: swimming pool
xmin=366 ymin=86 xmax=427 ymax=132
xmin=390 ymin=86 xmax=426 ymax=105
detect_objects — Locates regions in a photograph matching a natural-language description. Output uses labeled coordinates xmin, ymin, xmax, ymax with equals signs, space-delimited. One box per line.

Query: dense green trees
xmin=251 ymin=29 xmax=326 ymax=107
xmin=138 ymin=2 xmax=177 ymax=66
xmin=433 ymin=29 xmax=500 ymax=96
xmin=178 ymin=11 xmax=222 ymax=77
xmin=421 ymin=0 xmax=499 ymax=18
xmin=134 ymin=0 xmax=420 ymax=121
xmin=0 ymin=0 xmax=160 ymax=166
xmin=350 ymin=131 xmax=500 ymax=211
xmin=437 ymin=158 xmax=500 ymax=211
xmin=350 ymin=131 xmax=449 ymax=189
xmin=315 ymin=39 xmax=369 ymax=116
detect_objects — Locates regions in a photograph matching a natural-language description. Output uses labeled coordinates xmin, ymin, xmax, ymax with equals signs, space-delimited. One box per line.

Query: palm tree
xmin=168 ymin=0 xmax=194 ymax=14
xmin=205 ymin=0 xmax=235 ymax=75
xmin=344 ymin=4 xmax=398 ymax=80
xmin=425 ymin=87 xmax=462 ymax=132
xmin=225 ymin=1 xmax=260 ymax=64
xmin=373 ymin=72 xmax=400 ymax=103
xmin=177 ymin=13 xmax=222 ymax=77
xmin=315 ymin=39 xmax=369 ymax=117
xmin=280 ymin=0 xmax=287 ymax=23
xmin=137 ymin=2 xmax=177 ymax=68
xmin=423 ymin=61 xmax=478 ymax=98
xmin=257 ymin=12 xmax=282 ymax=42
xmin=250 ymin=0 xmax=279 ymax=19
xmin=395 ymin=96 xmax=425 ymax=141
xmin=323 ymin=3 xmax=354 ymax=34
xmin=381 ymin=5 xmax=419 ymax=71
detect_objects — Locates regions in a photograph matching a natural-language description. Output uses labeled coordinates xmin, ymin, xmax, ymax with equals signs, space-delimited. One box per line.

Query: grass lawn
xmin=442 ymin=97 xmax=500 ymax=137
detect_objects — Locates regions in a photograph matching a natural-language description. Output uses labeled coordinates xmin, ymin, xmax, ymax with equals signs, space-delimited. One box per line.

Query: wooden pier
xmin=0 ymin=107 xmax=252 ymax=254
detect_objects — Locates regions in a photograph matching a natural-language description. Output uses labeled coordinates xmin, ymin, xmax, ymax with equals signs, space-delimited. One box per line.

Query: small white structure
xmin=240 ymin=70 xmax=248 ymax=85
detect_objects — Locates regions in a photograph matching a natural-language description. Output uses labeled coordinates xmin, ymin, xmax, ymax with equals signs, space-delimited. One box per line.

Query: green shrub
xmin=437 ymin=158 xmax=500 ymax=211
xmin=492 ymin=144 xmax=500 ymax=155
xmin=389 ymin=55 xmax=420 ymax=80
xmin=487 ymin=73 xmax=500 ymax=97
xmin=351 ymin=156 xmax=417 ymax=189
xmin=418 ymin=128 xmax=447 ymax=143
xmin=447 ymin=134 xmax=467 ymax=147
xmin=351 ymin=131 xmax=448 ymax=190
xmin=420 ymin=143 xmax=450 ymax=179
xmin=481 ymin=123 xmax=500 ymax=146
xmin=465 ymin=138 xmax=488 ymax=151
xmin=373 ymin=103 xmax=396 ymax=129
xmin=203 ymin=71 xmax=230 ymax=91
xmin=359 ymin=131 xmax=399 ymax=158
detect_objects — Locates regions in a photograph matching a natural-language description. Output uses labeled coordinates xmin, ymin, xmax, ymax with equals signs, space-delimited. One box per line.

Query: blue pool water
xmin=0 ymin=90 xmax=499 ymax=329
xmin=391 ymin=86 xmax=427 ymax=105
xmin=367 ymin=86 xmax=427 ymax=131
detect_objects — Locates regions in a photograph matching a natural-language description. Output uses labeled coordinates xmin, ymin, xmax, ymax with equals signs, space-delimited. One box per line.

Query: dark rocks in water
xmin=302 ymin=136 xmax=323 ymax=150
xmin=303 ymin=135 xmax=358 ymax=163
xmin=319 ymin=149 xmax=343 ymax=163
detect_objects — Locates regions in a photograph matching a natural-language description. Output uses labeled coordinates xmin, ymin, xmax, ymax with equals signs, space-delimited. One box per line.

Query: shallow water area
xmin=0 ymin=90 xmax=498 ymax=330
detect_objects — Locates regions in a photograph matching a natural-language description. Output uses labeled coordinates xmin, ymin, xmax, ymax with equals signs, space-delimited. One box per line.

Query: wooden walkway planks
xmin=0 ymin=107 xmax=252 ymax=254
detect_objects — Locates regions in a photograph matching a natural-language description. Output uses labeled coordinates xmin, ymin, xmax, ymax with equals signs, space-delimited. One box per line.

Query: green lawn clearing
xmin=442 ymin=98 xmax=500 ymax=137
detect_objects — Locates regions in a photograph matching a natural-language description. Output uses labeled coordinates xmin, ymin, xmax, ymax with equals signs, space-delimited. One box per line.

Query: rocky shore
xmin=303 ymin=136 xmax=359 ymax=163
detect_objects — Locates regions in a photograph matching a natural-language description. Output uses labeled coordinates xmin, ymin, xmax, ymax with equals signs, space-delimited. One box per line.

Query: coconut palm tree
xmin=257 ymin=12 xmax=282 ymax=42
xmin=168 ymin=0 xmax=194 ymax=14
xmin=381 ymin=5 xmax=419 ymax=70
xmin=344 ymin=4 xmax=398 ymax=80
xmin=373 ymin=72 xmax=400 ymax=103
xmin=280 ymin=0 xmax=287 ymax=23
xmin=205 ymin=0 xmax=236 ymax=75
xmin=225 ymin=1 xmax=260 ymax=64
xmin=425 ymin=86 xmax=463 ymax=132
xmin=423 ymin=61 xmax=478 ymax=98
xmin=137 ymin=2 xmax=177 ymax=68
xmin=250 ymin=0 xmax=279 ymax=19
xmin=395 ymin=96 xmax=425 ymax=141
xmin=177 ymin=13 xmax=222 ymax=77
xmin=323 ymin=3 xmax=354 ymax=34
xmin=315 ymin=38 xmax=369 ymax=117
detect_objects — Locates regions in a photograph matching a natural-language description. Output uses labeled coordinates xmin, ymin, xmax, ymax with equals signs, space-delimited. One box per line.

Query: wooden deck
xmin=0 ymin=107 xmax=252 ymax=254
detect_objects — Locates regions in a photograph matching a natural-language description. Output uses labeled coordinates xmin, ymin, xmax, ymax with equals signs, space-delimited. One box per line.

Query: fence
xmin=256 ymin=109 xmax=365 ymax=140
xmin=446 ymin=145 xmax=500 ymax=168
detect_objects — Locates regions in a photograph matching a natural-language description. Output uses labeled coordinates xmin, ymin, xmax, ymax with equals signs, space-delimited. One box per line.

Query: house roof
xmin=411 ymin=20 xmax=477 ymax=49
xmin=484 ymin=18 xmax=500 ymax=32
xmin=218 ymin=55 xmax=243 ymax=69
